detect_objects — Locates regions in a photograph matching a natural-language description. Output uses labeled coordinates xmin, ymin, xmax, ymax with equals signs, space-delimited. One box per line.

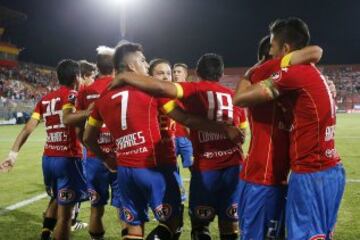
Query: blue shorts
xmin=175 ymin=137 xmax=193 ymax=168
xmin=189 ymin=165 xmax=241 ymax=223
xmin=42 ymin=156 xmax=88 ymax=205
xmin=238 ymin=180 xmax=287 ymax=240
xmin=117 ymin=166 xmax=182 ymax=225
xmin=286 ymin=164 xmax=346 ymax=240
xmin=84 ymin=157 xmax=121 ymax=208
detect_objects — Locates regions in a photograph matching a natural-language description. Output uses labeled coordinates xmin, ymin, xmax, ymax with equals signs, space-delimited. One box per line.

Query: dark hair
xmin=269 ymin=17 xmax=310 ymax=50
xmin=196 ymin=53 xmax=224 ymax=81
xmin=79 ymin=60 xmax=96 ymax=78
xmin=97 ymin=53 xmax=114 ymax=75
xmin=149 ymin=58 xmax=171 ymax=76
xmin=173 ymin=63 xmax=188 ymax=71
xmin=113 ymin=42 xmax=144 ymax=73
xmin=56 ymin=59 xmax=80 ymax=87
xmin=257 ymin=35 xmax=271 ymax=61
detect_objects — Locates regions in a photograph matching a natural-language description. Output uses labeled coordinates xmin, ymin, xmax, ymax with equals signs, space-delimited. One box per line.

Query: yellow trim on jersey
xmin=162 ymin=100 xmax=177 ymax=114
xmin=280 ymin=52 xmax=293 ymax=68
xmin=174 ymin=83 xmax=184 ymax=99
xmin=31 ymin=112 xmax=41 ymax=121
xmin=88 ymin=116 xmax=103 ymax=128
xmin=239 ymin=121 xmax=248 ymax=129
xmin=62 ymin=103 xmax=75 ymax=110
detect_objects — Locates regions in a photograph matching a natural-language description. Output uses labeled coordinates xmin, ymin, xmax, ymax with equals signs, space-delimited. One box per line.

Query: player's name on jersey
xmin=203 ymin=147 xmax=239 ymax=159
xmin=46 ymin=131 xmax=69 ymax=143
xmin=115 ymin=131 xmax=146 ymax=150
xmin=198 ymin=131 xmax=227 ymax=143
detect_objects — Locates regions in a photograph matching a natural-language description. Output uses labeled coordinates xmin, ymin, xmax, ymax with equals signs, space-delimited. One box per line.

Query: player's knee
xmin=191 ymin=225 xmax=211 ymax=240
xmin=146 ymin=223 xmax=174 ymax=240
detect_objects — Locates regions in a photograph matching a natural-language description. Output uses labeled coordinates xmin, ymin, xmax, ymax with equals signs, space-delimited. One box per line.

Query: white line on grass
xmin=0 ymin=178 xmax=360 ymax=215
xmin=0 ymin=193 xmax=48 ymax=216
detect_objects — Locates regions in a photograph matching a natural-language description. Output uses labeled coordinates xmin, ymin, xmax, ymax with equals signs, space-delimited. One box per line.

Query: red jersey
xmin=88 ymin=86 xmax=162 ymax=168
xmin=31 ymin=86 xmax=82 ymax=157
xmin=77 ymin=76 xmax=115 ymax=157
xmin=177 ymin=81 xmax=246 ymax=171
xmin=241 ymin=59 xmax=291 ymax=186
xmin=272 ymin=64 xmax=340 ymax=173
xmin=174 ymin=101 xmax=189 ymax=137
xmin=156 ymin=98 xmax=177 ymax=166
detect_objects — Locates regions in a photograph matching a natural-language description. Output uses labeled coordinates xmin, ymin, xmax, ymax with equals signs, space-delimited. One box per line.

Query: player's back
xmin=273 ymin=64 xmax=340 ymax=173
xmin=92 ymin=85 xmax=161 ymax=168
xmin=33 ymin=86 xmax=81 ymax=157
xmin=77 ymin=76 xmax=114 ymax=155
xmin=243 ymin=59 xmax=290 ymax=185
xmin=178 ymin=81 xmax=244 ymax=170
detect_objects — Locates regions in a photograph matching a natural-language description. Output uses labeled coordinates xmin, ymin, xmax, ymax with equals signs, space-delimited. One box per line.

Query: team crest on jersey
xmin=67 ymin=91 xmax=77 ymax=104
xmin=226 ymin=204 xmax=238 ymax=220
xmin=121 ymin=207 xmax=134 ymax=222
xmin=155 ymin=204 xmax=173 ymax=221
xmin=271 ymin=71 xmax=282 ymax=81
xmin=194 ymin=206 xmax=215 ymax=220
xmin=58 ymin=188 xmax=75 ymax=203
xmin=88 ymin=189 xmax=100 ymax=205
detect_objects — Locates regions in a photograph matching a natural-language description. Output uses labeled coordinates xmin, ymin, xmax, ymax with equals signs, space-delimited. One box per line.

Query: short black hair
xmin=113 ymin=42 xmax=144 ymax=73
xmin=173 ymin=63 xmax=188 ymax=71
xmin=56 ymin=59 xmax=80 ymax=87
xmin=258 ymin=35 xmax=271 ymax=61
xmin=270 ymin=17 xmax=310 ymax=50
xmin=97 ymin=53 xmax=114 ymax=75
xmin=79 ymin=60 xmax=96 ymax=78
xmin=149 ymin=58 xmax=171 ymax=76
xmin=196 ymin=53 xmax=224 ymax=81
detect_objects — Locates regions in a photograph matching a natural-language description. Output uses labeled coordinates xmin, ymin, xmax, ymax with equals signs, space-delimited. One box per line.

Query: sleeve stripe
xmin=88 ymin=116 xmax=103 ymax=128
xmin=162 ymin=100 xmax=177 ymax=114
xmin=239 ymin=121 xmax=248 ymax=129
xmin=281 ymin=52 xmax=293 ymax=68
xmin=31 ymin=112 xmax=41 ymax=120
xmin=174 ymin=83 xmax=184 ymax=99
xmin=62 ymin=103 xmax=75 ymax=110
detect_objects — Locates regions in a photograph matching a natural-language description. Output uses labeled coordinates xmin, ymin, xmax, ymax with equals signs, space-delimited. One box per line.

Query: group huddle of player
xmin=0 ymin=17 xmax=345 ymax=240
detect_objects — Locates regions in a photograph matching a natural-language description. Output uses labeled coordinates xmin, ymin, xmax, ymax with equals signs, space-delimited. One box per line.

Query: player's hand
xmin=85 ymin=102 xmax=95 ymax=117
xmin=0 ymin=151 xmax=18 ymax=173
xmin=224 ymin=125 xmax=245 ymax=144
xmin=108 ymin=73 xmax=128 ymax=90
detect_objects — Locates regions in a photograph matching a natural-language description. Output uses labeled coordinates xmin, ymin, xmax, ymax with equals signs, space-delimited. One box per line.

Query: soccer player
xmin=84 ymin=43 xmax=243 ymax=240
xmin=236 ymin=35 xmax=323 ymax=239
xmin=79 ymin=60 xmax=97 ymax=88
xmin=0 ymin=59 xmax=89 ymax=240
xmin=64 ymin=46 xmax=121 ymax=240
xmin=172 ymin=63 xmax=194 ymax=169
xmin=233 ymin=17 xmax=346 ymax=240
xmin=110 ymin=53 xmax=247 ymax=240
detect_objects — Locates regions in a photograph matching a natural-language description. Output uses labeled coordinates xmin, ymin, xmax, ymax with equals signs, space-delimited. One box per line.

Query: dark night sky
xmin=0 ymin=0 xmax=359 ymax=68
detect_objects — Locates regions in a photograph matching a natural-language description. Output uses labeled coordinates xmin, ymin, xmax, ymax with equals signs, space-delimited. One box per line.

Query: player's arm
xmin=0 ymin=117 xmax=40 ymax=172
xmin=165 ymin=104 xmax=244 ymax=144
xmin=233 ymin=77 xmax=279 ymax=107
xmin=110 ymin=72 xmax=179 ymax=98
xmin=286 ymin=45 xmax=323 ymax=66
xmin=62 ymin=103 xmax=93 ymax=127
xmin=83 ymin=117 xmax=116 ymax=172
